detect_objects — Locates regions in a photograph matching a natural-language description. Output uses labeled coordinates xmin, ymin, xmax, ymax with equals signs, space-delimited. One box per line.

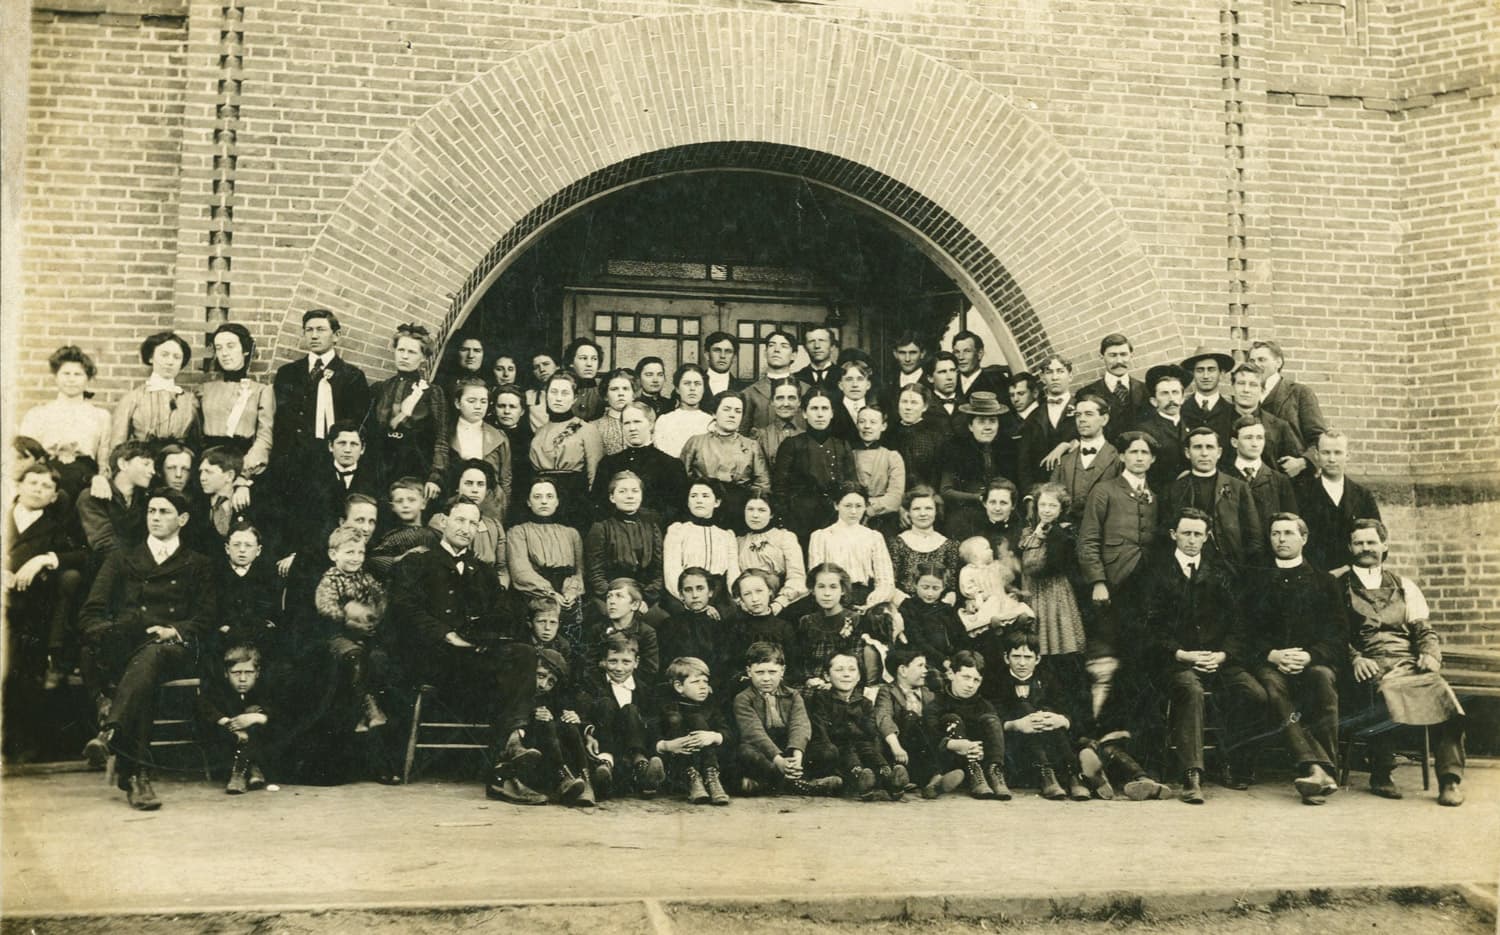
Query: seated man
xmin=389 ymin=500 xmax=543 ymax=804
xmin=1137 ymin=507 xmax=1266 ymax=804
xmin=1336 ymin=519 xmax=1466 ymax=807
xmin=79 ymin=487 xmax=216 ymax=810
xmin=1249 ymin=513 xmax=1343 ymax=805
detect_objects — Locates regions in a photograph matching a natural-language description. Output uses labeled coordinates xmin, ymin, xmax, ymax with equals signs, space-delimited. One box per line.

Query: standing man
xmin=1138 ymin=508 xmax=1265 ymax=803
xmin=1249 ymin=513 xmax=1344 ymax=804
xmin=1222 ymin=362 xmax=1303 ymax=469
xmin=1179 ymin=346 xmax=1237 ymax=453
xmin=951 ymin=330 xmax=1011 ymax=400
xmin=885 ymin=331 xmax=928 ymax=407
xmin=79 ymin=488 xmax=216 ymax=809
xmin=1229 ymin=415 xmax=1298 ymax=531
xmin=742 ymin=330 xmax=799 ymax=431
xmin=1139 ymin=365 xmax=1189 ymax=491
xmin=1076 ymin=333 xmax=1146 ymax=444
xmin=1050 ymin=394 xmax=1120 ymax=526
xmin=701 ymin=331 xmax=744 ymax=409
xmin=926 ymin=352 xmax=964 ymax=424
xmin=1337 ymin=519 xmax=1466 ymax=806
xmin=1249 ymin=340 xmax=1326 ymax=478
xmin=794 ymin=325 xmax=840 ymax=394
xmin=271 ymin=309 xmax=371 ymax=498
xmin=1000 ymin=371 xmax=1039 ymax=486
xmin=1294 ymin=429 xmax=1380 ymax=572
xmin=390 ymin=500 xmax=545 ymax=804
xmin=1017 ymin=355 xmax=1079 ymax=494
xmin=1161 ymin=427 xmax=1265 ymax=572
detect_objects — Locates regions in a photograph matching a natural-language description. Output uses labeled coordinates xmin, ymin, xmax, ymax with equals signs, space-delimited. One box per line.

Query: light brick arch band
xmin=271 ymin=10 xmax=1179 ymax=377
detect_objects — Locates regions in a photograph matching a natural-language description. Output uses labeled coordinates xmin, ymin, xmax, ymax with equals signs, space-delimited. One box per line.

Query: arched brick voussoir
xmin=272 ymin=9 xmax=1181 ymax=377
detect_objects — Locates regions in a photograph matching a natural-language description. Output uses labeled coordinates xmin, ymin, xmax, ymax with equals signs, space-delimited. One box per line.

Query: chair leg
xmin=402 ymin=689 xmax=425 ymax=785
xmin=1420 ymin=725 xmax=1431 ymax=791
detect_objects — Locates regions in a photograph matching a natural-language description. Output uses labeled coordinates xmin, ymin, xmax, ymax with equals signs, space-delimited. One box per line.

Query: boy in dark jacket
xmin=926 ymin=649 xmax=1011 ymax=801
xmin=529 ymin=647 xmax=595 ymax=807
xmin=993 ymin=629 xmax=1090 ymax=801
xmin=656 ymin=655 xmax=731 ymax=805
xmin=731 ymin=641 xmax=840 ymax=797
xmin=198 ymin=643 xmax=275 ymax=794
xmin=803 ymin=650 xmax=899 ymax=800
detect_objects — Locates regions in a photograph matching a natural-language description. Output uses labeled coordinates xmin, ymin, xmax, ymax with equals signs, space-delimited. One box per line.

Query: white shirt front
xmin=1123 ymin=472 xmax=1147 ymax=493
xmin=149 ymin=534 xmax=181 ymax=565
xmin=1173 ymin=549 xmax=1200 ymax=577
xmin=898 ymin=369 xmax=923 ymax=388
xmin=1045 ymin=393 xmax=1072 ymax=426
xmin=1234 ymin=457 xmax=1262 ymax=479
xmin=13 ymin=506 xmax=43 ymax=535
xmin=609 ymin=676 xmax=636 ymax=708
xmin=706 ymin=370 xmax=732 ymax=397
xmin=1261 ymin=372 xmax=1281 ymax=399
xmin=307 ymin=350 xmax=336 ymax=372
xmin=1274 ymin=557 xmax=1303 ymax=569
xmin=1077 ymin=435 xmax=1105 ymax=469
xmin=454 ymin=420 xmax=485 ymax=460
xmin=1106 ymin=374 xmax=1130 ymax=395
xmin=1193 ymin=392 xmax=1221 ymax=410
xmin=1321 ymin=475 xmax=1346 ymax=506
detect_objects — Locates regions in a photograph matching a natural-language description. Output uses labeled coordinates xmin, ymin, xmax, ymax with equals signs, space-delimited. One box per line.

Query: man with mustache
xmin=1075 ymin=333 xmax=1146 ymax=445
xmin=1335 ymin=519 xmax=1466 ymax=807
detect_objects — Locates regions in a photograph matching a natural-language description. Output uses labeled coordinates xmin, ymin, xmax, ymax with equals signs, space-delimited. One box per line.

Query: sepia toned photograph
xmin=1 ymin=0 xmax=1496 ymax=932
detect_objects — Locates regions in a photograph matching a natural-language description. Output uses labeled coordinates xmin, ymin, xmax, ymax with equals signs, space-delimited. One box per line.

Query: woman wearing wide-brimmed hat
xmin=936 ymin=390 xmax=1015 ymax=540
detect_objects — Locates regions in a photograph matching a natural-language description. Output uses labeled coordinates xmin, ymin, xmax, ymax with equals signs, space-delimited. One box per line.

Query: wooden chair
xmin=105 ymin=678 xmax=213 ymax=784
xmin=402 ymin=684 xmax=492 ymax=784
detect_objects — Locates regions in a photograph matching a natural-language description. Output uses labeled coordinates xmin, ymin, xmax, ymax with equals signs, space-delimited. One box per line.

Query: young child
xmin=994 ymin=629 xmax=1090 ymax=801
xmin=656 ymin=656 xmax=731 ymax=806
xmin=315 ymin=526 xmax=385 ymax=635
xmin=583 ymin=632 xmax=665 ymax=798
xmin=796 ymin=563 xmax=864 ymax=687
xmin=529 ymin=647 xmax=595 ymax=807
xmin=730 ymin=641 xmax=840 ymax=797
xmin=315 ymin=527 xmax=389 ymax=731
xmin=873 ymin=647 xmax=936 ymax=797
xmin=726 ymin=569 xmax=797 ymax=685
xmin=925 ymin=649 xmax=1011 ymax=800
xmin=367 ymin=476 xmax=440 ymax=578
xmin=1018 ymin=483 xmax=1091 ymax=718
xmin=215 ymin=522 xmax=280 ymax=654
xmin=198 ymin=644 xmax=273 ymax=794
xmin=590 ymin=578 xmax=660 ymax=686
xmin=803 ymin=650 xmax=900 ymax=800
xmin=657 ymin=568 xmax=725 ymax=686
xmin=898 ymin=563 xmax=967 ymax=676
xmin=527 ymin=595 xmax=574 ymax=668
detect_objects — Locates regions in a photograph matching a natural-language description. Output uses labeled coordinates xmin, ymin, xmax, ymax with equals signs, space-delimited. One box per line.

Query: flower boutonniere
xmin=1218 ymin=484 xmax=1233 ymax=501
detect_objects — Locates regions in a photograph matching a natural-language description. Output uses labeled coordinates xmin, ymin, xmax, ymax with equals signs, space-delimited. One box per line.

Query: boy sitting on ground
xmin=198 ymin=643 xmax=274 ymax=795
xmin=994 ymin=628 xmax=1090 ymax=801
xmin=583 ymin=632 xmax=665 ymax=798
xmin=529 ymin=647 xmax=595 ymax=807
xmin=656 ymin=656 xmax=731 ymax=805
xmin=803 ymin=650 xmax=901 ymax=800
xmin=731 ymin=641 xmax=841 ymax=797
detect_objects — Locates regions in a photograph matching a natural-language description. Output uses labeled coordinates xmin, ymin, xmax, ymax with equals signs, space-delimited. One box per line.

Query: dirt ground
xmin=1 ymin=891 xmax=1491 ymax=935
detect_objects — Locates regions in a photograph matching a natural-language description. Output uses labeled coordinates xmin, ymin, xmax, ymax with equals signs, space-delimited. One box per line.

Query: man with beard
xmin=1336 ymin=519 xmax=1466 ymax=806
xmin=1138 ymin=365 xmax=1189 ymax=492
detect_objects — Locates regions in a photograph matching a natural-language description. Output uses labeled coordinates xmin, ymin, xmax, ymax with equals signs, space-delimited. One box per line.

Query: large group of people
xmin=3 ymin=312 xmax=1469 ymax=813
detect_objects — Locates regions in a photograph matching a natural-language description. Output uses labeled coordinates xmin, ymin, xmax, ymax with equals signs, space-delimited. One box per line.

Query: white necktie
xmin=313 ymin=360 xmax=334 ymax=439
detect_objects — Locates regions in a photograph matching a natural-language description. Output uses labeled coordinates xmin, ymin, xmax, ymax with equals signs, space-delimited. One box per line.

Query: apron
xmin=1347 ymin=573 xmax=1465 ymax=725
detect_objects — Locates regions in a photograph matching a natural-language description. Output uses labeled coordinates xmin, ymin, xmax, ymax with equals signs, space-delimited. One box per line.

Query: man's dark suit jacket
xmin=271 ymin=353 xmax=371 ymax=464
xmin=76 ymin=487 xmax=147 ymax=557
xmin=1138 ymin=551 xmax=1246 ymax=673
xmin=1017 ymin=399 xmax=1080 ymax=494
xmin=79 ymin=541 xmax=217 ymax=644
xmin=1246 ymin=560 xmax=1344 ymax=670
xmin=1077 ymin=474 xmax=1159 ymax=589
xmin=1232 ymin=463 xmax=1297 ymax=539
xmin=389 ymin=545 xmax=511 ymax=663
xmin=8 ymin=505 xmax=86 ymax=576
xmin=793 ymin=364 xmax=841 ymax=395
xmin=1137 ymin=411 xmax=1186 ymax=492
xmin=1294 ymin=474 xmax=1380 ymax=572
xmin=1050 ymin=441 xmax=1121 ymax=526
xmin=1181 ymin=394 xmax=1237 ymax=452
xmin=1261 ymin=376 xmax=1327 ymax=459
xmin=958 ymin=365 xmax=1011 ymax=401
xmin=1076 ymin=375 xmax=1148 ymax=444
xmin=1218 ymin=407 xmax=1304 ymax=471
xmin=1161 ymin=471 xmax=1266 ymax=571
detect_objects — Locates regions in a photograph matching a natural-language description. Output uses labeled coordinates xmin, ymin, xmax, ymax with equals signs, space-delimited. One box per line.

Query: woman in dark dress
xmin=368 ymin=323 xmax=448 ymax=499
xmin=771 ymin=387 xmax=857 ymax=549
xmin=491 ymin=382 xmax=533 ymax=520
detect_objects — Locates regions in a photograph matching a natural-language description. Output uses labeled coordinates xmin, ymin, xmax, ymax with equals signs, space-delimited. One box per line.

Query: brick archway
xmin=272 ymin=10 xmax=1179 ymax=376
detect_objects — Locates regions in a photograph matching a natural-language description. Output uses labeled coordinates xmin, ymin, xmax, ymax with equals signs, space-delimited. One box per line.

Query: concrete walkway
xmin=3 ymin=768 xmax=1497 ymax=916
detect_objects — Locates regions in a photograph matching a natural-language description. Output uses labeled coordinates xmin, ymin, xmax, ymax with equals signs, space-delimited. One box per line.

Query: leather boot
xmin=850 ymin=767 xmax=877 ymax=800
xmin=882 ymin=765 xmax=908 ymax=801
xmin=555 ymin=766 xmax=585 ymax=803
xmin=487 ymin=776 xmax=548 ymax=805
xmin=1438 ymin=776 xmax=1464 ymax=807
xmin=787 ymin=775 xmax=843 ymax=796
xmin=1038 ymin=766 xmax=1067 ymax=800
xmin=985 ymin=763 xmax=1012 ymax=801
xmin=247 ymin=762 xmax=267 ymax=790
xmin=921 ymin=768 xmax=965 ymax=799
xmin=226 ymin=752 xmax=249 ymax=795
xmin=591 ymin=761 xmax=613 ymax=801
xmin=1066 ymin=769 xmax=1092 ymax=801
xmin=685 ymin=765 xmax=710 ymax=804
xmin=128 ymin=772 xmax=161 ymax=811
xmin=82 ymin=728 xmax=112 ymax=770
xmin=966 ymin=761 xmax=996 ymax=799
xmin=1180 ymin=768 xmax=1205 ymax=804
xmin=1369 ymin=769 xmax=1403 ymax=799
xmin=704 ymin=766 xmax=730 ymax=806
xmin=1077 ymin=745 xmax=1115 ymax=800
xmin=362 ymin=694 xmax=387 ymax=731
xmin=574 ymin=769 xmax=597 ymax=807
xmin=492 ymin=730 xmax=542 ymax=782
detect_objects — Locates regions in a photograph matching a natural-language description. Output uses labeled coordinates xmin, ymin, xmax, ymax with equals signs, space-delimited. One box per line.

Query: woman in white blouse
xmin=808 ymin=482 xmax=897 ymax=612
xmin=18 ymin=345 xmax=112 ymax=502
xmin=737 ymin=494 xmax=808 ymax=618
xmin=110 ymin=331 xmax=199 ymax=450
xmin=653 ymin=363 xmax=712 ymax=460
xmin=197 ymin=323 xmax=275 ymax=479
xmin=662 ymin=479 xmax=741 ymax=613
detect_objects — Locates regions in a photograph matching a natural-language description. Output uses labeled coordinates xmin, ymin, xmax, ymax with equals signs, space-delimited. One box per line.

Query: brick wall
xmin=21 ymin=8 xmax=189 ymax=398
